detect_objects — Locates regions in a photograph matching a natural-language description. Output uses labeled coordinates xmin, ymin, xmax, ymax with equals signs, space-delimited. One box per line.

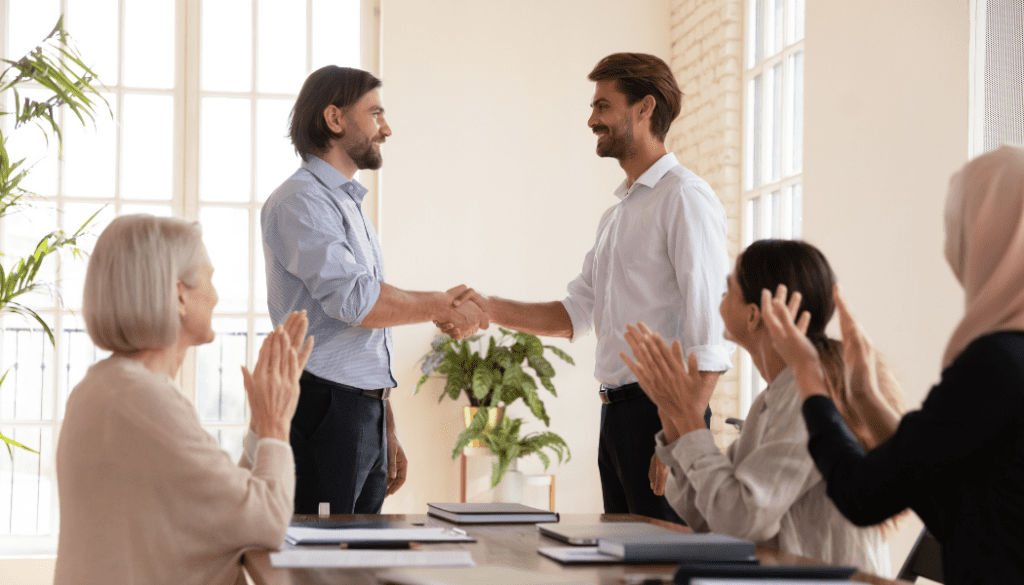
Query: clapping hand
xmin=620 ymin=323 xmax=703 ymax=422
xmin=434 ymin=285 xmax=490 ymax=340
xmin=242 ymin=311 xmax=315 ymax=441
xmin=760 ymin=285 xmax=828 ymax=399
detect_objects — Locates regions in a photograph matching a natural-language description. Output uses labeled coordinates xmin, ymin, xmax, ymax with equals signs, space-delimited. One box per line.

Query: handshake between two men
xmin=434 ymin=285 xmax=490 ymax=340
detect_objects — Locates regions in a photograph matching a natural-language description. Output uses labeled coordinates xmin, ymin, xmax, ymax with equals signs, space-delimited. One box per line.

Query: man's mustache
xmin=592 ymin=126 xmax=610 ymax=135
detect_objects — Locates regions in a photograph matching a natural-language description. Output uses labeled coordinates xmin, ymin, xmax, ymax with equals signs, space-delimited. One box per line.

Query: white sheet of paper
xmin=378 ymin=565 xmax=595 ymax=585
xmin=536 ymin=546 xmax=620 ymax=564
xmin=269 ymin=548 xmax=475 ymax=569
xmin=690 ymin=579 xmax=862 ymax=584
xmin=285 ymin=526 xmax=473 ymax=545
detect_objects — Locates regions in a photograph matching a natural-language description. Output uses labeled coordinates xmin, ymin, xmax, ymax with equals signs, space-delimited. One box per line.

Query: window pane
xmin=790 ymin=51 xmax=804 ymax=174
xmin=254 ymin=226 xmax=268 ymax=314
xmin=313 ymin=0 xmax=361 ymax=69
xmin=199 ymin=207 xmax=250 ymax=312
xmin=789 ymin=0 xmax=805 ymax=44
xmin=767 ymin=0 xmax=783 ymax=58
xmin=0 ymin=427 xmax=54 ymax=535
xmin=4 ymin=88 xmax=59 ymax=196
xmin=256 ymin=99 xmax=298 ymax=201
xmin=67 ymin=0 xmax=119 ymax=85
xmin=258 ymin=0 xmax=307 ymax=94
xmin=61 ymin=203 xmax=116 ymax=311
xmin=122 ymin=94 xmax=174 ymax=200
xmin=63 ymin=93 xmax=117 ymax=199
xmin=770 ymin=190 xmax=782 ymax=238
xmin=2 ymin=203 xmax=58 ymax=309
xmin=0 ymin=320 xmax=54 ymax=422
xmin=746 ymin=196 xmax=762 ymax=245
xmin=748 ymin=0 xmax=764 ymax=67
xmin=202 ymin=0 xmax=253 ymax=92
xmin=196 ymin=317 xmax=248 ymax=424
xmin=750 ymin=75 xmax=762 ymax=188
xmin=119 ymin=204 xmax=173 ymax=216
xmin=200 ymin=98 xmax=252 ymax=202
xmin=768 ymin=63 xmax=782 ymax=183
xmin=7 ymin=0 xmax=60 ymax=62
xmin=57 ymin=321 xmax=108 ymax=419
xmin=123 ymin=0 xmax=175 ymax=89
xmin=791 ymin=183 xmax=803 ymax=238
xmin=210 ymin=426 xmax=246 ymax=460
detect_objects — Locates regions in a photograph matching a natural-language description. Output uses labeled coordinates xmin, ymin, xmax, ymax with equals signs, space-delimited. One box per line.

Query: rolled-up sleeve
xmin=562 ymin=247 xmax=597 ymax=342
xmin=264 ymin=193 xmax=381 ymax=326
xmin=665 ymin=182 xmax=734 ymax=372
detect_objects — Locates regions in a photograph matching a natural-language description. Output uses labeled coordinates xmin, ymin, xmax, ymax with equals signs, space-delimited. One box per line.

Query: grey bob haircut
xmin=83 ymin=214 xmax=207 ymax=353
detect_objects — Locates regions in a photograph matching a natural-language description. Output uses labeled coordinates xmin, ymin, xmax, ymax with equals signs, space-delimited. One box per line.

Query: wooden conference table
xmin=243 ymin=513 xmax=906 ymax=585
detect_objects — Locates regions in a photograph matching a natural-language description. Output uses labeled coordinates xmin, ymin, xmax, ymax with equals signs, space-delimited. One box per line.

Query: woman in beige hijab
xmin=55 ymin=215 xmax=313 ymax=585
xmin=761 ymin=145 xmax=1024 ymax=585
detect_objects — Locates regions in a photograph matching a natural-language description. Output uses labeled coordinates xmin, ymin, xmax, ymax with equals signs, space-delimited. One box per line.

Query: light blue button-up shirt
xmin=261 ymin=156 xmax=395 ymax=389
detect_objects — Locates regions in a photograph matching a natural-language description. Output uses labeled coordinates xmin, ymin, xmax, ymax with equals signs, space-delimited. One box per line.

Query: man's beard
xmin=594 ymin=112 xmax=636 ymax=160
xmin=346 ymin=135 xmax=383 ymax=170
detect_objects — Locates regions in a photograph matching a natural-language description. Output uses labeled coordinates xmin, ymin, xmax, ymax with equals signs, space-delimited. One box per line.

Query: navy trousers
xmin=597 ymin=389 xmax=712 ymax=525
xmin=289 ymin=375 xmax=389 ymax=514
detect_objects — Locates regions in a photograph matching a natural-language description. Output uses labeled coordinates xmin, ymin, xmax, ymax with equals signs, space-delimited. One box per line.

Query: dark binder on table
xmin=673 ymin=561 xmax=857 ymax=584
xmin=537 ymin=521 xmax=680 ymax=545
xmin=426 ymin=502 xmax=559 ymax=524
xmin=597 ymin=532 xmax=755 ymax=563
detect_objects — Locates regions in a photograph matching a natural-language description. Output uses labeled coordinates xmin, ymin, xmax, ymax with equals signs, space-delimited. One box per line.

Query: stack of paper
xmin=269 ymin=549 xmax=474 ymax=569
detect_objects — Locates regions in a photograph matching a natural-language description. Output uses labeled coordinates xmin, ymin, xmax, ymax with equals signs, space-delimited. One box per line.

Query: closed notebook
xmin=427 ymin=502 xmax=558 ymax=524
xmin=597 ymin=532 xmax=755 ymax=563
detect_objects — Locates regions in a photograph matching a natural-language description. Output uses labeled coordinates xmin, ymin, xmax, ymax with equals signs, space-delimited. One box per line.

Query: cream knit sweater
xmin=55 ymin=355 xmax=295 ymax=584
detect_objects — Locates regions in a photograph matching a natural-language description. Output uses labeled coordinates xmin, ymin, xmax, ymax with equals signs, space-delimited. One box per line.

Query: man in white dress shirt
xmin=442 ymin=53 xmax=733 ymax=523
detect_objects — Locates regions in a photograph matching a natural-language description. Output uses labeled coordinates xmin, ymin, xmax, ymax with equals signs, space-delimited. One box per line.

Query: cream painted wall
xmin=376 ymin=0 xmax=671 ymax=515
xmin=803 ymin=0 xmax=969 ymax=574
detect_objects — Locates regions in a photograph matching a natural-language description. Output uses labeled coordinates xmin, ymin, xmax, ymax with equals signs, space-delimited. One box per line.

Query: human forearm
xmin=361 ymin=282 xmax=449 ymax=328
xmin=481 ymin=297 xmax=573 ymax=338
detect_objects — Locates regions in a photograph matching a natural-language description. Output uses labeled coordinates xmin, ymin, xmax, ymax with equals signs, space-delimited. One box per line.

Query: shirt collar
xmin=303 ymin=155 xmax=369 ymax=204
xmin=613 ymin=152 xmax=679 ymax=200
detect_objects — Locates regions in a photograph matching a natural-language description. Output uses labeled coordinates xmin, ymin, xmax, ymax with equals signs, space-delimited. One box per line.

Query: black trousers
xmin=289 ymin=375 xmax=388 ymax=514
xmin=597 ymin=388 xmax=711 ymax=525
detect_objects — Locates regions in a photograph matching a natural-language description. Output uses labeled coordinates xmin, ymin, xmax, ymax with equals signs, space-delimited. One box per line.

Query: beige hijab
xmin=942 ymin=144 xmax=1024 ymax=369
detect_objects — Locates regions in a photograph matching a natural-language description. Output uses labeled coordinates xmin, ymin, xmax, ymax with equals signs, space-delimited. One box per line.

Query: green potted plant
xmin=416 ymin=327 xmax=574 ymax=487
xmin=0 ymin=16 xmax=107 ymax=456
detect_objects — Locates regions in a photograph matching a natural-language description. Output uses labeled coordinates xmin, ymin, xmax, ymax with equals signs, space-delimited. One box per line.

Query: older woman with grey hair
xmin=54 ymin=214 xmax=313 ymax=585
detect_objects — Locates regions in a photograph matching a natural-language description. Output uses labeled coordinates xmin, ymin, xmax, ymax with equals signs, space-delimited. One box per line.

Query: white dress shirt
xmin=655 ymin=368 xmax=890 ymax=576
xmin=561 ymin=152 xmax=734 ymax=387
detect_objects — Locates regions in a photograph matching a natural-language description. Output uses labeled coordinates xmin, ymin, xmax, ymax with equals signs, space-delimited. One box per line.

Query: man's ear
xmin=636 ymin=94 xmax=657 ymax=123
xmin=323 ymin=104 xmax=347 ymax=136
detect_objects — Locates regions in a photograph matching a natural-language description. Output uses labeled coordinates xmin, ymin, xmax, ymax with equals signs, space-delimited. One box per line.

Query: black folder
xmin=673 ymin=561 xmax=857 ymax=584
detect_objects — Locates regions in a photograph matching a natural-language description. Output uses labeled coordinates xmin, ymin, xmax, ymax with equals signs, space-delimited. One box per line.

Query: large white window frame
xmin=0 ymin=0 xmax=378 ymax=556
xmin=740 ymin=0 xmax=804 ymax=413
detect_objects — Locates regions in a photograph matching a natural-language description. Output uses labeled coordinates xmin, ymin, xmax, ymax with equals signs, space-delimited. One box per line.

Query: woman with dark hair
xmin=763 ymin=145 xmax=1024 ymax=584
xmin=621 ymin=239 xmax=902 ymax=575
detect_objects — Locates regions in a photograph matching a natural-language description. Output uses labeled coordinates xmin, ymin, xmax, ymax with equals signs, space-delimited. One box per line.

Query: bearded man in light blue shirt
xmin=262 ymin=66 xmax=488 ymax=514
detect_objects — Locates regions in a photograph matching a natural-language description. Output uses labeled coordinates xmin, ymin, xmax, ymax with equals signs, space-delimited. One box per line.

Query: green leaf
xmin=471 ymin=367 xmax=494 ymax=400
xmin=544 ymin=345 xmax=575 ymax=365
xmin=450 ymin=407 xmax=494 ymax=459
xmin=527 ymin=354 xmax=555 ymax=378
xmin=414 ymin=373 xmax=430 ymax=394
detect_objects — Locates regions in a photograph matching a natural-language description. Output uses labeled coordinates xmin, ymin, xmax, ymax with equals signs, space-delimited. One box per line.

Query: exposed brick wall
xmin=668 ymin=0 xmax=744 ymax=448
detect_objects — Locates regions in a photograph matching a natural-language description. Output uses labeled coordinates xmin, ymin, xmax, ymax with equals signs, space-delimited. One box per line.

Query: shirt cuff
xmin=684 ymin=343 xmax=735 ymax=373
xmin=244 ymin=428 xmax=292 ymax=465
xmin=559 ymin=298 xmax=592 ymax=342
xmin=654 ymin=428 xmax=719 ymax=479
xmin=350 ymin=278 xmax=383 ymax=327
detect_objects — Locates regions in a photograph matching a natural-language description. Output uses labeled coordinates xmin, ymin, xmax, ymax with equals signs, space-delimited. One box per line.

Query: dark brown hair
xmin=289 ymin=65 xmax=382 ymax=161
xmin=736 ymin=240 xmax=906 ymax=450
xmin=587 ymin=53 xmax=682 ymax=142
